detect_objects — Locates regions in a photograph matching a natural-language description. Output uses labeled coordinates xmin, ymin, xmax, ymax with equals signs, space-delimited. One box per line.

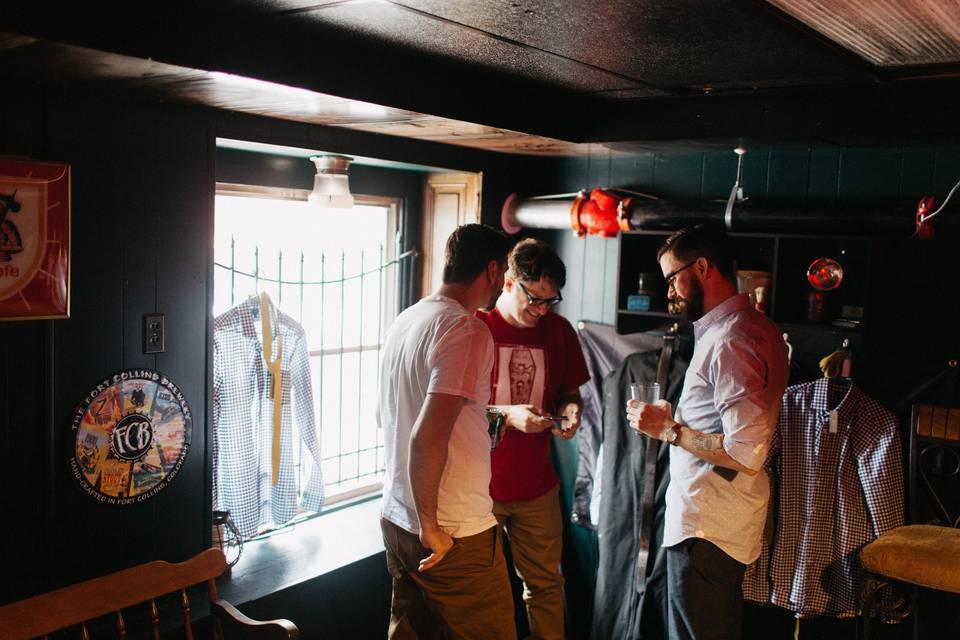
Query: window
xmin=214 ymin=183 xmax=404 ymax=530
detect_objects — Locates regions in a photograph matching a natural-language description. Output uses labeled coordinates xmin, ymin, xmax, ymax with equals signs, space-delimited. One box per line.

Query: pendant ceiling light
xmin=308 ymin=154 xmax=354 ymax=208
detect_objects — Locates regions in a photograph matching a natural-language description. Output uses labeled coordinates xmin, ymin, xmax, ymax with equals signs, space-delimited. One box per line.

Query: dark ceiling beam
xmin=591 ymin=77 xmax=960 ymax=146
xmin=1 ymin=1 xmax=600 ymax=143
xmin=7 ymin=1 xmax=960 ymax=149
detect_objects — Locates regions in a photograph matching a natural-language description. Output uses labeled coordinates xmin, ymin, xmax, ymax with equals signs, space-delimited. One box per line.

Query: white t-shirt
xmin=379 ymin=294 xmax=497 ymax=539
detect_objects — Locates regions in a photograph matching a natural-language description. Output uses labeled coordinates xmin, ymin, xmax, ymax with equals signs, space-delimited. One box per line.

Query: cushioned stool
xmin=859 ymin=525 xmax=960 ymax=639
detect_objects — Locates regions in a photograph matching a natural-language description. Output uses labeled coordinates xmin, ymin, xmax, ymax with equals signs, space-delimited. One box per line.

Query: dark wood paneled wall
xmin=2 ymin=88 xmax=214 ymax=603
xmin=0 ymin=84 xmax=547 ymax=613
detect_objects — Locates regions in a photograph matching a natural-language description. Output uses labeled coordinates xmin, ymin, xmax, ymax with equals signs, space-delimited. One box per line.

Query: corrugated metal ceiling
xmin=767 ymin=0 xmax=960 ymax=67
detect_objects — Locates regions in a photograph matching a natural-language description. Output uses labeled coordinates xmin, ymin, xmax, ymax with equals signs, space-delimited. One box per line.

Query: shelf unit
xmin=614 ymin=230 xmax=872 ymax=340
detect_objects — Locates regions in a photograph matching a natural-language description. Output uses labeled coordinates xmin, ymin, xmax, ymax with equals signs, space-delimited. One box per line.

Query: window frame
xmin=213 ymin=181 xmax=399 ymax=510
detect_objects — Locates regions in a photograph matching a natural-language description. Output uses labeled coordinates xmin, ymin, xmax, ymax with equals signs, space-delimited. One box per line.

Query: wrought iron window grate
xmin=215 ymin=240 xmax=416 ymax=505
xmin=213 ymin=191 xmax=415 ymax=523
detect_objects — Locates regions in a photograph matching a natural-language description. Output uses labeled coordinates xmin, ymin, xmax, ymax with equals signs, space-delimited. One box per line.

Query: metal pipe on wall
xmin=502 ymin=191 xmax=956 ymax=236
xmin=627 ymin=199 xmax=923 ymax=235
xmin=501 ymin=193 xmax=572 ymax=233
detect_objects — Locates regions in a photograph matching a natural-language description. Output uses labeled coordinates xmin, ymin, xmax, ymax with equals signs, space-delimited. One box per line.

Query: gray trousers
xmin=666 ymin=538 xmax=746 ymax=640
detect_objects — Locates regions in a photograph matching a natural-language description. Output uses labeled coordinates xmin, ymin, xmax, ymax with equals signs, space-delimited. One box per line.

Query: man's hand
xmin=553 ymin=400 xmax=582 ymax=440
xmin=625 ymin=398 xmax=674 ymax=440
xmin=418 ymin=524 xmax=454 ymax=572
xmin=502 ymin=404 xmax=554 ymax=434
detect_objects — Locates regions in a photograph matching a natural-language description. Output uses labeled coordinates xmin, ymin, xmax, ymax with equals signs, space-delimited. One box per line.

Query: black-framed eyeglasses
xmin=663 ymin=260 xmax=698 ymax=291
xmin=516 ymin=280 xmax=563 ymax=308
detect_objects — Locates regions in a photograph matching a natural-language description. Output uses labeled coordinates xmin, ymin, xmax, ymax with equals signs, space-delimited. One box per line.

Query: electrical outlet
xmin=143 ymin=313 xmax=165 ymax=354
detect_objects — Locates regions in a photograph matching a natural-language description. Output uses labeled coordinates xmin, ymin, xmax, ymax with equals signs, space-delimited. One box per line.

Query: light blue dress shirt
xmin=664 ymin=293 xmax=789 ymax=564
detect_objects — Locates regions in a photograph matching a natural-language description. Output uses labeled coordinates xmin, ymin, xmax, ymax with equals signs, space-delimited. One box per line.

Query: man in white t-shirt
xmin=379 ymin=223 xmax=517 ymax=639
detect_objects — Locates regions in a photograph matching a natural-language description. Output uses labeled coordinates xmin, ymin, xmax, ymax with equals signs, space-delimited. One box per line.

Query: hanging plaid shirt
xmin=213 ymin=296 xmax=324 ymax=539
xmin=743 ymin=378 xmax=903 ymax=618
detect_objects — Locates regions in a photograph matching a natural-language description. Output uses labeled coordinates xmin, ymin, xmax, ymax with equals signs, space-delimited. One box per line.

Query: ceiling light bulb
xmin=308 ymin=155 xmax=354 ymax=208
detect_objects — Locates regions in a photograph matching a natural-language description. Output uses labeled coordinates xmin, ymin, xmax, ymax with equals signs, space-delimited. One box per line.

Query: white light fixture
xmin=308 ymin=154 xmax=354 ymax=208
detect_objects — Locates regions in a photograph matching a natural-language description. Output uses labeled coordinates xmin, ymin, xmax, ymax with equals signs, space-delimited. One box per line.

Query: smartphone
xmin=542 ymin=414 xmax=571 ymax=431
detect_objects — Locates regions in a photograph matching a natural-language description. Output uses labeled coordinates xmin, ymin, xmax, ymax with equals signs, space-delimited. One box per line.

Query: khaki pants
xmin=493 ymin=485 xmax=565 ymax=640
xmin=381 ymin=518 xmax=517 ymax=640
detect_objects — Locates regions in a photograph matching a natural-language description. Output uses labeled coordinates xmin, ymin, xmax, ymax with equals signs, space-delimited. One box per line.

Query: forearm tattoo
xmin=691 ymin=432 xmax=724 ymax=451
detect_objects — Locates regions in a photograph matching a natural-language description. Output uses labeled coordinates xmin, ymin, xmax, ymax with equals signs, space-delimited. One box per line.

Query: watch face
xmin=668 ymin=424 xmax=681 ymax=445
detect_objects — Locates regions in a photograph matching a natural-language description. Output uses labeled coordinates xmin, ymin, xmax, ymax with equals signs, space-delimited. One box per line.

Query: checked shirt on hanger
xmin=213 ymin=293 xmax=324 ymax=539
xmin=743 ymin=378 xmax=903 ymax=618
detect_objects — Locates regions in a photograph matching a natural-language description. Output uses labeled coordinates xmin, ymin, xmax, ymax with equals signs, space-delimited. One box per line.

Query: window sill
xmin=217 ymin=494 xmax=384 ymax=606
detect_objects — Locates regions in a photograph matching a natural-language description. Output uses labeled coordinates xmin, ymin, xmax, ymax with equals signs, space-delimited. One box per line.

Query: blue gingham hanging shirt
xmin=213 ymin=297 xmax=324 ymax=539
xmin=743 ymin=378 xmax=904 ymax=618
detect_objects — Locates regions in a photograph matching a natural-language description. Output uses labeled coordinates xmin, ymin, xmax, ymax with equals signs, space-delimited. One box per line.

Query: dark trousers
xmin=666 ymin=538 xmax=746 ymax=640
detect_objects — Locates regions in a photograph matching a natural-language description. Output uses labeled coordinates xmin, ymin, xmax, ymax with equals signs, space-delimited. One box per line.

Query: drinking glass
xmin=629 ymin=381 xmax=660 ymax=404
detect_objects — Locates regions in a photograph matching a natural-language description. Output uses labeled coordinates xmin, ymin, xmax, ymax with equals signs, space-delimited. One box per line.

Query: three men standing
xmin=378 ymin=220 xmax=781 ymax=640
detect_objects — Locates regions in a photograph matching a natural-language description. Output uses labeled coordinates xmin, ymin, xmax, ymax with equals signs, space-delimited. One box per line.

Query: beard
xmin=668 ymin=277 xmax=705 ymax=320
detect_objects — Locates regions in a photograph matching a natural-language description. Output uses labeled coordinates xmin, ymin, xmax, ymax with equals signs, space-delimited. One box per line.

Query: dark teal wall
xmin=530 ymin=146 xmax=960 ymax=636
xmin=544 ymin=147 xmax=960 ymax=325
xmin=540 ymin=146 xmax=960 ymax=414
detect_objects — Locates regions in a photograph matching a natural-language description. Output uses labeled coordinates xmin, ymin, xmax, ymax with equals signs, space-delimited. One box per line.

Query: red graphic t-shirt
xmin=475 ymin=307 xmax=590 ymax=503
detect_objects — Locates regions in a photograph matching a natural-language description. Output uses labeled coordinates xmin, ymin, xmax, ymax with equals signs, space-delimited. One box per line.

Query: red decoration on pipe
xmin=570 ymin=188 xmax=632 ymax=238
xmin=915 ymin=196 xmax=935 ymax=240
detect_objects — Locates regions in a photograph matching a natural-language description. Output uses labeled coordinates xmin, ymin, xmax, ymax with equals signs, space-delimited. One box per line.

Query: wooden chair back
xmin=0 ymin=548 xmax=298 ymax=640
xmin=211 ymin=600 xmax=299 ymax=640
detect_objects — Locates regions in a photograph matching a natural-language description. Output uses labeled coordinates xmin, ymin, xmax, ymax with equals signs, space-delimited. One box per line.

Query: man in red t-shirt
xmin=476 ymin=238 xmax=590 ymax=640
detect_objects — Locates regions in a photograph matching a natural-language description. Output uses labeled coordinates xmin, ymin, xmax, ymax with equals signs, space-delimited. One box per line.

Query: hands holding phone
xmin=496 ymin=401 xmax=581 ymax=439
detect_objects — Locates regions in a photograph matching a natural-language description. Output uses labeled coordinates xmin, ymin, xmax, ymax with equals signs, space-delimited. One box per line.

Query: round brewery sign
xmin=70 ymin=369 xmax=191 ymax=505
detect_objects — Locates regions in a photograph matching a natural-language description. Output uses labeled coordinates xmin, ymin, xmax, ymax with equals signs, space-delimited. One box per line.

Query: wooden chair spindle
xmin=149 ymin=598 xmax=160 ymax=640
xmin=181 ymin=588 xmax=194 ymax=640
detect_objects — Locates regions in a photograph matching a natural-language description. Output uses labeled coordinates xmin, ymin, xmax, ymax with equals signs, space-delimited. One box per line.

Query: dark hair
xmin=442 ymin=224 xmax=513 ymax=285
xmin=508 ymin=238 xmax=566 ymax=290
xmin=657 ymin=223 xmax=736 ymax=283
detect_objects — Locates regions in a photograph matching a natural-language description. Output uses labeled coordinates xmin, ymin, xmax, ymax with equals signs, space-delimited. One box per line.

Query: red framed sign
xmin=0 ymin=158 xmax=71 ymax=320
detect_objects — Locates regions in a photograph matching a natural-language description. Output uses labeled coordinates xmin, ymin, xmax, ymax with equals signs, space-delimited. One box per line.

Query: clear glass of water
xmin=629 ymin=381 xmax=660 ymax=404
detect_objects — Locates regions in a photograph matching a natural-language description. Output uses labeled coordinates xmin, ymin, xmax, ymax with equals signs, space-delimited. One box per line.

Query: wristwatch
xmin=664 ymin=422 xmax=683 ymax=446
